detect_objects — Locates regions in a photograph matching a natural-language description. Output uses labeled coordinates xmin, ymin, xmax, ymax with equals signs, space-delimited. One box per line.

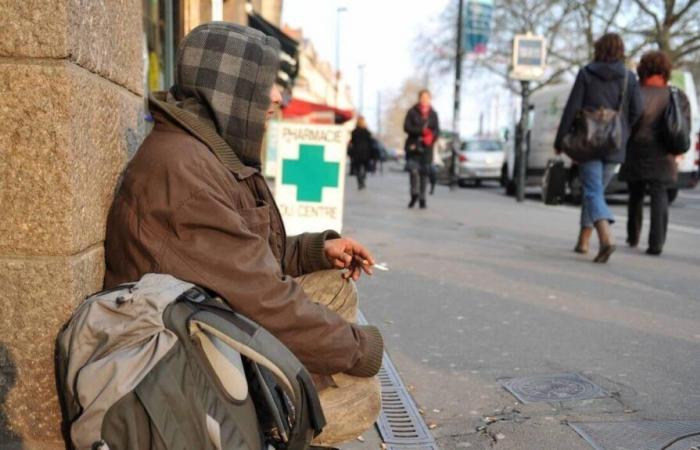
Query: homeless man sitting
xmin=103 ymin=22 xmax=384 ymax=446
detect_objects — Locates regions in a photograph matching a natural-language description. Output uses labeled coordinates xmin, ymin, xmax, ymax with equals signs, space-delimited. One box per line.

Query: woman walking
xmin=555 ymin=33 xmax=643 ymax=263
xmin=623 ymin=51 xmax=691 ymax=255
xmin=404 ymin=89 xmax=440 ymax=209
xmin=348 ymin=116 xmax=373 ymax=190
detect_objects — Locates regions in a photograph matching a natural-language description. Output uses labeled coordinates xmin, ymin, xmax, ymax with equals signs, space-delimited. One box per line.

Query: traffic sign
xmin=275 ymin=123 xmax=347 ymax=235
xmin=464 ymin=0 xmax=493 ymax=54
xmin=510 ymin=33 xmax=547 ymax=81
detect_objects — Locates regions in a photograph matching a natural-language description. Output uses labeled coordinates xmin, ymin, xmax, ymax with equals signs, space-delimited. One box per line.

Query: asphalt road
xmin=343 ymin=167 xmax=700 ymax=449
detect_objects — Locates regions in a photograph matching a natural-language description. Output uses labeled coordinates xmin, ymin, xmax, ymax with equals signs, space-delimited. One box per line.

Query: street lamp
xmin=357 ymin=64 xmax=365 ymax=115
xmin=335 ymin=6 xmax=348 ymax=110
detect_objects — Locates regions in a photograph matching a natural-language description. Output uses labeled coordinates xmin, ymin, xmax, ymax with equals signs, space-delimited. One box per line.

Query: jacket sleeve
xmin=432 ymin=111 xmax=440 ymax=138
xmin=283 ymin=230 xmax=340 ymax=278
xmin=404 ymin=108 xmax=425 ymax=136
xmin=161 ymin=186 xmax=382 ymax=377
xmin=627 ymin=74 xmax=644 ymax=128
xmin=555 ymin=70 xmax=586 ymax=150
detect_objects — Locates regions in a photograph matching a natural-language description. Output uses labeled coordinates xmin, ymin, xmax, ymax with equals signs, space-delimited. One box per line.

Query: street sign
xmin=510 ymin=33 xmax=547 ymax=81
xmin=464 ymin=0 xmax=493 ymax=54
xmin=275 ymin=122 xmax=347 ymax=236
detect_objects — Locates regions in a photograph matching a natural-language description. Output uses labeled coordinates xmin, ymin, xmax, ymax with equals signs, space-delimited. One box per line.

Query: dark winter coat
xmin=349 ymin=127 xmax=374 ymax=163
xmin=622 ymin=85 xmax=692 ymax=184
xmin=404 ymin=104 xmax=440 ymax=165
xmin=555 ymin=61 xmax=643 ymax=163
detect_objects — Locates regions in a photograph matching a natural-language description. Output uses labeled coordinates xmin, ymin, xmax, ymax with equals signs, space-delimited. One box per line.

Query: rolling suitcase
xmin=542 ymin=159 xmax=566 ymax=205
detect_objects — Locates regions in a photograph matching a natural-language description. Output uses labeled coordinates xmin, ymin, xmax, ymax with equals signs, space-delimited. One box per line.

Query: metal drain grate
xmin=500 ymin=373 xmax=608 ymax=404
xmin=570 ymin=420 xmax=700 ymax=450
xmin=357 ymin=311 xmax=439 ymax=449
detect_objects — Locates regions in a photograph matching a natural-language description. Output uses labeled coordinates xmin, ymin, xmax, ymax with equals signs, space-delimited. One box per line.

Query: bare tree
xmin=619 ymin=0 xmax=700 ymax=66
xmin=414 ymin=0 xmax=611 ymax=94
xmin=412 ymin=0 xmax=700 ymax=96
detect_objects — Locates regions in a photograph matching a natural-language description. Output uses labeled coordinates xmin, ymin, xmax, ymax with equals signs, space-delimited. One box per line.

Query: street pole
xmin=358 ymin=64 xmax=365 ymax=116
xmin=451 ymin=0 xmax=464 ymax=191
xmin=376 ymin=91 xmax=382 ymax=136
xmin=515 ymin=80 xmax=530 ymax=202
xmin=334 ymin=7 xmax=347 ymax=110
xmin=163 ymin=0 xmax=174 ymax=88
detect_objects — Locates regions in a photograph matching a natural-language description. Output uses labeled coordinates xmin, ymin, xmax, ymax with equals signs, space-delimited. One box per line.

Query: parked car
xmin=440 ymin=138 xmax=505 ymax=186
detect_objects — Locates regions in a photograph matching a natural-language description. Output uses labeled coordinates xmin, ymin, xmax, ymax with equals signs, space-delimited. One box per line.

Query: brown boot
xmin=593 ymin=220 xmax=616 ymax=263
xmin=574 ymin=227 xmax=593 ymax=254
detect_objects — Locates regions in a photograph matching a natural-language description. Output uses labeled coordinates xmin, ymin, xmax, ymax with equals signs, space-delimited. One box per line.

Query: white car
xmin=443 ymin=139 xmax=505 ymax=186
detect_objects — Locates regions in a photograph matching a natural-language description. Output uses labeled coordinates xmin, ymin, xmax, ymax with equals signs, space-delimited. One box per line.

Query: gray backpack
xmin=57 ymin=274 xmax=326 ymax=450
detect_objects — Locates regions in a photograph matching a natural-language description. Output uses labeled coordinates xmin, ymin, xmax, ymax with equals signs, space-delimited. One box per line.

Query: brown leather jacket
xmin=104 ymin=98 xmax=382 ymax=377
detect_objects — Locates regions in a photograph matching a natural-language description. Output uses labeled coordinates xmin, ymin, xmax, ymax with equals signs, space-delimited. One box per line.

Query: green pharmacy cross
xmin=282 ymin=144 xmax=340 ymax=202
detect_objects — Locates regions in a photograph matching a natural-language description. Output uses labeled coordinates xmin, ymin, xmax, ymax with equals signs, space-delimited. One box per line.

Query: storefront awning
xmin=247 ymin=11 xmax=299 ymax=89
xmin=282 ymin=98 xmax=354 ymax=124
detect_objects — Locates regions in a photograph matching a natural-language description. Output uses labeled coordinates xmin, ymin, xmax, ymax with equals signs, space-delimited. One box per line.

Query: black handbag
xmin=662 ymin=86 xmax=691 ymax=155
xmin=561 ymin=71 xmax=628 ymax=162
xmin=542 ymin=158 xmax=567 ymax=205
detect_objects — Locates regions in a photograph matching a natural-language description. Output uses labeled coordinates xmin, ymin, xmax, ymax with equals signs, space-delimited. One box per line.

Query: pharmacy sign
xmin=275 ymin=123 xmax=347 ymax=235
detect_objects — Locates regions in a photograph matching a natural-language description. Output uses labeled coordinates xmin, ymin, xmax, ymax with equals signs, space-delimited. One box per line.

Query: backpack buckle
xmin=180 ymin=287 xmax=208 ymax=304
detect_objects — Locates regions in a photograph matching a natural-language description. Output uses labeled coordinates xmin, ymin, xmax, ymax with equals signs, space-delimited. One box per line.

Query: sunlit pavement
xmin=343 ymin=164 xmax=700 ymax=449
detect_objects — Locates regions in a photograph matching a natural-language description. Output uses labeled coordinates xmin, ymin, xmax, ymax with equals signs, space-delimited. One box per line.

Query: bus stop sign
xmin=510 ymin=33 xmax=547 ymax=81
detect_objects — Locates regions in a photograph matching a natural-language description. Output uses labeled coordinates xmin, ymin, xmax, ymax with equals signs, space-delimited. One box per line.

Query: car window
xmin=463 ymin=140 xmax=502 ymax=152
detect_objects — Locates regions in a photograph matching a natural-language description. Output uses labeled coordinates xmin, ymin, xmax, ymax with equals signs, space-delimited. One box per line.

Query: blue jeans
xmin=579 ymin=160 xmax=618 ymax=228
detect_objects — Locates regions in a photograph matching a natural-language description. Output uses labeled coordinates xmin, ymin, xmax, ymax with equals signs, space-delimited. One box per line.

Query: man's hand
xmin=324 ymin=238 xmax=375 ymax=281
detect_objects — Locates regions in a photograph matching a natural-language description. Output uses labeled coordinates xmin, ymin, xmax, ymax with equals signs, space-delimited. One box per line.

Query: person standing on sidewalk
xmin=623 ymin=51 xmax=691 ymax=255
xmin=404 ymin=89 xmax=440 ymax=209
xmin=555 ymin=33 xmax=643 ymax=263
xmin=348 ymin=116 xmax=373 ymax=190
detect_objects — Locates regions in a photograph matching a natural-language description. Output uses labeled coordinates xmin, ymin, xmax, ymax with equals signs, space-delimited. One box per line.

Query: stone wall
xmin=0 ymin=1 xmax=145 ymax=448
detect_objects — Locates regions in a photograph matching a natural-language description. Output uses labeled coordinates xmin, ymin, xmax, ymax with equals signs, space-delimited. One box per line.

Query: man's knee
xmin=296 ymin=270 xmax=358 ymax=322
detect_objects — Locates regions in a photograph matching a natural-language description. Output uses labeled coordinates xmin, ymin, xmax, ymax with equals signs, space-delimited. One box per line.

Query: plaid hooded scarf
xmin=167 ymin=22 xmax=280 ymax=167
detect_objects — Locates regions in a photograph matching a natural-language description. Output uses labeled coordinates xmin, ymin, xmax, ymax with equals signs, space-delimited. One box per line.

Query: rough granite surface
xmin=0 ymin=59 xmax=144 ymax=257
xmin=0 ymin=247 xmax=105 ymax=444
xmin=0 ymin=0 xmax=144 ymax=94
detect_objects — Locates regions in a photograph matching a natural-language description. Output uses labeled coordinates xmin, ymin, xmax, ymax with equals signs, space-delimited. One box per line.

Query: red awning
xmin=282 ymin=98 xmax=354 ymax=123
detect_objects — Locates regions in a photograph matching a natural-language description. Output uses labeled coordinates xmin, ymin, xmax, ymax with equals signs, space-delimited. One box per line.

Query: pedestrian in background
xmin=623 ymin=51 xmax=691 ymax=255
xmin=555 ymin=33 xmax=643 ymax=263
xmin=348 ymin=116 xmax=373 ymax=190
xmin=404 ymin=89 xmax=440 ymax=208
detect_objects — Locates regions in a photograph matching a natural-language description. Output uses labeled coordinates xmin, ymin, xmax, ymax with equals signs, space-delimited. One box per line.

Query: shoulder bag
xmin=561 ymin=71 xmax=629 ymax=162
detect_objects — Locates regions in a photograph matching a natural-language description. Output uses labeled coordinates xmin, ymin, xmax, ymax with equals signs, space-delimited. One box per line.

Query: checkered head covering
xmin=168 ymin=22 xmax=280 ymax=167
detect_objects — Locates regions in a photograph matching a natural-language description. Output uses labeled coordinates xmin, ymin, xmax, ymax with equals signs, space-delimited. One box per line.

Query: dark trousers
xmin=356 ymin=163 xmax=367 ymax=190
xmin=407 ymin=159 xmax=428 ymax=201
xmin=627 ymin=180 xmax=669 ymax=251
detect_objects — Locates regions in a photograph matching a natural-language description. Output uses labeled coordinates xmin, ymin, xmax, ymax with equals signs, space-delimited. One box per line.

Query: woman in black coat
xmin=554 ymin=33 xmax=643 ymax=263
xmin=348 ymin=116 xmax=373 ymax=190
xmin=404 ymin=89 xmax=440 ymax=209
xmin=623 ymin=51 xmax=691 ymax=255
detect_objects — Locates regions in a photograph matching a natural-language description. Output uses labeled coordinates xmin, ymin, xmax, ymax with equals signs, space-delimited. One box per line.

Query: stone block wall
xmin=0 ymin=1 xmax=145 ymax=448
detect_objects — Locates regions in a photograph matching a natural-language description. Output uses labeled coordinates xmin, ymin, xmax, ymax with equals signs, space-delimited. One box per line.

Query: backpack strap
xmin=618 ymin=70 xmax=629 ymax=112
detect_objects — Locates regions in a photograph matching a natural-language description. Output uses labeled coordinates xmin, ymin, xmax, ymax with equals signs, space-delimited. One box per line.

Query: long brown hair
xmin=594 ymin=33 xmax=625 ymax=63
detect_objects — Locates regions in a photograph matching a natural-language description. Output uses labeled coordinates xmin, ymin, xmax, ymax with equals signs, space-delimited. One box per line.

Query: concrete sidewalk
xmin=341 ymin=166 xmax=700 ymax=449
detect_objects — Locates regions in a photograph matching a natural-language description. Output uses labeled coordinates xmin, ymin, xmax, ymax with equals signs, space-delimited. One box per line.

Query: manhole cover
xmin=501 ymin=373 xmax=608 ymax=403
xmin=570 ymin=420 xmax=700 ymax=450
